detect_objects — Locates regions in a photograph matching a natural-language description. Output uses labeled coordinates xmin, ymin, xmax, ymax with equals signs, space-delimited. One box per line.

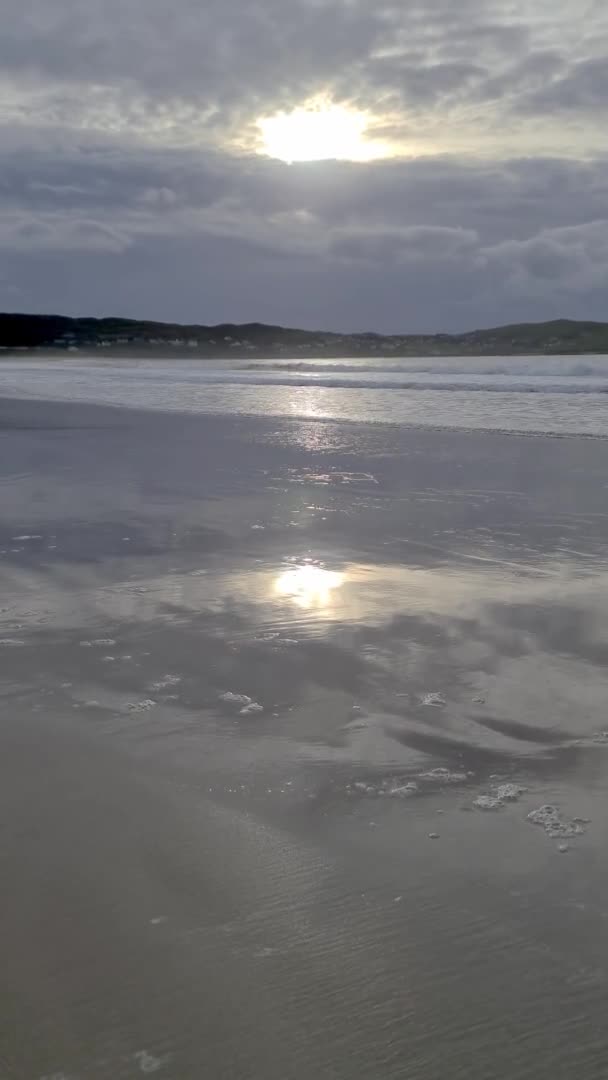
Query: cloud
xmin=2 ymin=136 xmax=607 ymax=330
xmin=0 ymin=0 xmax=606 ymax=329
xmin=522 ymin=57 xmax=608 ymax=113
xmin=331 ymin=225 xmax=479 ymax=263
xmin=0 ymin=0 xmax=602 ymax=153
xmin=480 ymin=221 xmax=608 ymax=289
xmin=0 ymin=210 xmax=131 ymax=253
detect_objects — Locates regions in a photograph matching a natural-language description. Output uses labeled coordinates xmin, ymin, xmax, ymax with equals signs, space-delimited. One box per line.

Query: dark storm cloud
xmin=0 ymin=0 xmax=606 ymax=329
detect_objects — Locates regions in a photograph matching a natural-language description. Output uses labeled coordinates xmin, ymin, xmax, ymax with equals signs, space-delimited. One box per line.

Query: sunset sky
xmin=2 ymin=0 xmax=607 ymax=332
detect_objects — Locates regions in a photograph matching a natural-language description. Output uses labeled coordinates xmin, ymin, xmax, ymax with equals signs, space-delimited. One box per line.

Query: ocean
xmin=1 ymin=353 xmax=608 ymax=435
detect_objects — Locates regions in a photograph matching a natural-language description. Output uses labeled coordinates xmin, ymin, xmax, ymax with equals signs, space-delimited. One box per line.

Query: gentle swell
xmin=190 ymin=372 xmax=608 ymax=394
xmin=236 ymin=358 xmax=608 ymax=378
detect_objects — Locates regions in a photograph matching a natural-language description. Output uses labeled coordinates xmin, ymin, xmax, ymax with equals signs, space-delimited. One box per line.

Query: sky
xmin=2 ymin=0 xmax=607 ymax=333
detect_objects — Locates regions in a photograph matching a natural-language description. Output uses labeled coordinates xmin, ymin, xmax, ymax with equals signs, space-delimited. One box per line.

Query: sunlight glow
xmin=274 ymin=564 xmax=345 ymax=608
xmin=257 ymin=102 xmax=387 ymax=163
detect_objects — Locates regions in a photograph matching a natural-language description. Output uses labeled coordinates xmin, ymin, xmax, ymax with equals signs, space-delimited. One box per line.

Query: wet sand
xmin=1 ymin=398 xmax=608 ymax=1079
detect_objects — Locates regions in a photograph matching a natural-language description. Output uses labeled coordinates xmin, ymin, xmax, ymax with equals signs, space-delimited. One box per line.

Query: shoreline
xmin=1 ymin=396 xmax=608 ymax=1079
xmin=1 ymin=391 xmax=607 ymax=442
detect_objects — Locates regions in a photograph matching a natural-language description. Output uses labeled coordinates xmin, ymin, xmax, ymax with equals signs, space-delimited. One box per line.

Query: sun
xmin=274 ymin=564 xmax=345 ymax=609
xmin=257 ymin=101 xmax=387 ymax=163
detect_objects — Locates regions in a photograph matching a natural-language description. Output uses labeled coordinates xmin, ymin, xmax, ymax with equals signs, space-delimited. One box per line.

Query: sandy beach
xmin=1 ymin=396 xmax=608 ymax=1080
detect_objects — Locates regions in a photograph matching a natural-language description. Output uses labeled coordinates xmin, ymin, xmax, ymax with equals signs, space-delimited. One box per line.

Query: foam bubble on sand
xmin=0 ymin=638 xmax=25 ymax=646
xmin=127 ymin=699 xmax=157 ymax=713
xmin=474 ymin=783 xmax=526 ymax=810
xmin=347 ymin=766 xmax=470 ymax=799
xmin=149 ymin=674 xmax=181 ymax=691
xmin=240 ymin=702 xmax=264 ymax=715
xmin=256 ymin=634 xmax=299 ymax=647
xmin=219 ymin=691 xmax=264 ymax=714
xmin=79 ymin=639 xmax=117 ymax=647
xmin=474 ymin=795 xmax=504 ymax=810
xmin=220 ymin=691 xmax=252 ymax=707
xmin=420 ymin=692 xmax=446 ymax=707
xmin=348 ymin=779 xmax=419 ymax=799
xmin=496 ymin=783 xmax=526 ymax=801
xmin=134 ymin=1050 xmax=165 ymax=1073
xmin=418 ymin=767 xmax=468 ymax=784
xmin=527 ymin=805 xmax=587 ymax=838
xmin=388 ymin=782 xmax=419 ymax=797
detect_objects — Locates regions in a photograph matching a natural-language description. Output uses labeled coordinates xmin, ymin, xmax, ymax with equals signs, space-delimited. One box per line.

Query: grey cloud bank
xmin=1 ymin=0 xmax=607 ymax=331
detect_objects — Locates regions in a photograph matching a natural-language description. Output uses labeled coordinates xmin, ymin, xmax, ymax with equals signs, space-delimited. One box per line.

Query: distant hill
xmin=1 ymin=313 xmax=607 ymax=357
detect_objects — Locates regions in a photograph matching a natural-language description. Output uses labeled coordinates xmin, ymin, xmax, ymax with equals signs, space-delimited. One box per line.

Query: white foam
xmin=380 ymin=781 xmax=418 ymax=798
xmin=348 ymin=779 xmax=418 ymax=799
xmin=473 ymin=795 xmax=503 ymax=810
xmin=496 ymin=783 xmax=525 ymax=802
xmin=347 ymin=766 xmax=470 ymax=800
xmin=220 ymin=691 xmax=252 ymax=705
xmin=473 ymin=784 xmax=525 ymax=810
xmin=420 ymin=693 xmax=446 ymax=707
xmin=149 ymin=674 xmax=181 ymax=691
xmin=219 ymin=691 xmax=264 ymax=714
xmin=79 ymin=638 xmax=116 ymax=647
xmin=239 ymin=702 xmax=264 ymax=715
xmin=0 ymin=638 xmax=25 ymax=646
xmin=418 ymin=767 xmax=468 ymax=784
xmin=134 ymin=1050 xmax=164 ymax=1074
xmin=127 ymin=699 xmax=157 ymax=713
xmin=527 ymin=804 xmax=586 ymax=838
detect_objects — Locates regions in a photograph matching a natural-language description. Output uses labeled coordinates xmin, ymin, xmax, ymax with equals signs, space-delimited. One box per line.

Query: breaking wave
xmin=1 ymin=354 xmax=608 ymax=437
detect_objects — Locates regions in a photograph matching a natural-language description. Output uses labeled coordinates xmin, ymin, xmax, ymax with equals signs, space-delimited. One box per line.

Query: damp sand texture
xmin=1 ymin=397 xmax=608 ymax=1080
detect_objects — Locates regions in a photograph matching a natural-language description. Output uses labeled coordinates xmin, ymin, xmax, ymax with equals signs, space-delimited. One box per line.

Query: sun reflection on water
xmin=274 ymin=563 xmax=345 ymax=609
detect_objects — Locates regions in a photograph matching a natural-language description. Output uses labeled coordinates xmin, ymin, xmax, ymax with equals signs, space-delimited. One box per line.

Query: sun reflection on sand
xmin=274 ymin=563 xmax=345 ymax=609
